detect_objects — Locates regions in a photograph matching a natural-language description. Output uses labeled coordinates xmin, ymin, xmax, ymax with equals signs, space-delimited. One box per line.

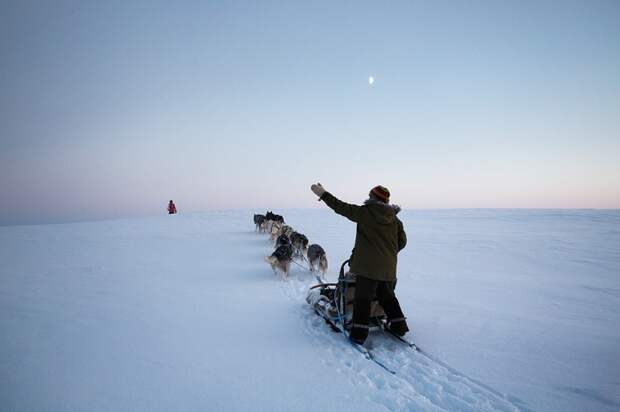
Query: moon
xmin=368 ymin=76 xmax=374 ymax=85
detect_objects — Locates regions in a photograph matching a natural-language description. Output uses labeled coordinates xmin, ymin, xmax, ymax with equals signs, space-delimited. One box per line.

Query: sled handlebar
xmin=339 ymin=259 xmax=350 ymax=280
xmin=308 ymin=283 xmax=338 ymax=290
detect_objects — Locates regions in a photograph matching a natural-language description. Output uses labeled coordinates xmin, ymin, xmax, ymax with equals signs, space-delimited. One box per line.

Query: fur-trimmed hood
xmin=363 ymin=198 xmax=401 ymax=224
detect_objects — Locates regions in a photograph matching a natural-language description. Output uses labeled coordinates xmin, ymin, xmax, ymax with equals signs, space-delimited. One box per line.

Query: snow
xmin=1 ymin=209 xmax=619 ymax=411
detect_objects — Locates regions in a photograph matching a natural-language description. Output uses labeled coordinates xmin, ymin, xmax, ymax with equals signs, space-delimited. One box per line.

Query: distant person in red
xmin=167 ymin=200 xmax=177 ymax=215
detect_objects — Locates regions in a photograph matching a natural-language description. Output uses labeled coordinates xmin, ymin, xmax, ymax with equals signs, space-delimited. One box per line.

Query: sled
xmin=306 ymin=260 xmax=387 ymax=332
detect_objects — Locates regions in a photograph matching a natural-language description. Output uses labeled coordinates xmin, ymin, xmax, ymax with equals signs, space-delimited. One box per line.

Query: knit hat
xmin=369 ymin=185 xmax=390 ymax=203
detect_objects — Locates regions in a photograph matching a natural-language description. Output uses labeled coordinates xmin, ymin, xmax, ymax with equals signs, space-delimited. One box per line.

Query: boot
xmin=388 ymin=318 xmax=409 ymax=336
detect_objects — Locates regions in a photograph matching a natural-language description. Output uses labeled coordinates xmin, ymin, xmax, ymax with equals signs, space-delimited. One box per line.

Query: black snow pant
xmin=349 ymin=275 xmax=409 ymax=344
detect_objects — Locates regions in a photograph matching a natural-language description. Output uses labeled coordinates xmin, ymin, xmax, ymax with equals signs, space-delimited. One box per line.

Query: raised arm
xmin=311 ymin=183 xmax=366 ymax=224
xmin=321 ymin=192 xmax=366 ymax=223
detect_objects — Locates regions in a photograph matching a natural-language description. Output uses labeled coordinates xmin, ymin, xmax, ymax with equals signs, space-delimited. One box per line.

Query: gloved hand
xmin=392 ymin=204 xmax=401 ymax=214
xmin=310 ymin=183 xmax=326 ymax=198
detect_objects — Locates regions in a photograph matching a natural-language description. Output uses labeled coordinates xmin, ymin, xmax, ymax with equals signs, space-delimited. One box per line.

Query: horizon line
xmin=2 ymin=207 xmax=619 ymax=228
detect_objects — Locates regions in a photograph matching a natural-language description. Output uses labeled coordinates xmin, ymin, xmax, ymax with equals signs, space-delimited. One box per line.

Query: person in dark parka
xmin=310 ymin=183 xmax=409 ymax=344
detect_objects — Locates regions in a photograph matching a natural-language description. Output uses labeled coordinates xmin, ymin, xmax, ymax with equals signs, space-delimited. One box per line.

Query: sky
xmin=1 ymin=0 xmax=619 ymax=225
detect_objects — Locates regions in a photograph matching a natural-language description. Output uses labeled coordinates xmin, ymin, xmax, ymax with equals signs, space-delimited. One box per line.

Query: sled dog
xmin=275 ymin=234 xmax=291 ymax=249
xmin=266 ymin=244 xmax=293 ymax=279
xmin=253 ymin=214 xmax=266 ymax=233
xmin=307 ymin=244 xmax=328 ymax=275
xmin=270 ymin=221 xmax=283 ymax=241
xmin=290 ymin=232 xmax=309 ymax=259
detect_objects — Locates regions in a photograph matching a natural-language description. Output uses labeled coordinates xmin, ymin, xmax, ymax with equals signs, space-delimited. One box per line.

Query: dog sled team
xmin=255 ymin=183 xmax=410 ymax=346
xmin=255 ymin=211 xmax=328 ymax=279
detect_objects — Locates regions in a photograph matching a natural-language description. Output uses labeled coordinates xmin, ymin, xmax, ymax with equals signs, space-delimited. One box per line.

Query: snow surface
xmin=1 ymin=209 xmax=619 ymax=411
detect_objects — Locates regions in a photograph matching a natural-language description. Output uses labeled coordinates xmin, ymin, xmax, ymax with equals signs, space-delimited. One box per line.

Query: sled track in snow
xmin=280 ymin=272 xmax=528 ymax=412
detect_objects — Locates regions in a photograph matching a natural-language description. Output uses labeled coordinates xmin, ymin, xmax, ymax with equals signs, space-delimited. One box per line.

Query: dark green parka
xmin=320 ymin=192 xmax=406 ymax=281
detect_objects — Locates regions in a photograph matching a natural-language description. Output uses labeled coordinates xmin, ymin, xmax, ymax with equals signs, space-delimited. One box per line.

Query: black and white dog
xmin=290 ymin=232 xmax=309 ymax=260
xmin=280 ymin=225 xmax=295 ymax=238
xmin=265 ymin=211 xmax=284 ymax=224
xmin=264 ymin=211 xmax=285 ymax=236
xmin=266 ymin=244 xmax=293 ymax=279
xmin=275 ymin=234 xmax=291 ymax=249
xmin=307 ymin=244 xmax=328 ymax=275
xmin=253 ymin=214 xmax=266 ymax=233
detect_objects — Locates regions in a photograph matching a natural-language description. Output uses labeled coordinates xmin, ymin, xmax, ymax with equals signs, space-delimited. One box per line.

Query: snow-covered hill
xmin=1 ymin=209 xmax=619 ymax=411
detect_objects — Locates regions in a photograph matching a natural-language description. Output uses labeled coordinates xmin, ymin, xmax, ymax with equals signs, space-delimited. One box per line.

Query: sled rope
xmin=291 ymin=259 xmax=309 ymax=271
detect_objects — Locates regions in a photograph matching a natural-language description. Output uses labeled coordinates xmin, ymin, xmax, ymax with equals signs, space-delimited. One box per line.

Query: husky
xmin=290 ymin=232 xmax=309 ymax=259
xmin=266 ymin=244 xmax=293 ymax=279
xmin=263 ymin=211 xmax=283 ymax=234
xmin=270 ymin=221 xmax=283 ymax=241
xmin=265 ymin=211 xmax=284 ymax=224
xmin=253 ymin=214 xmax=266 ymax=233
xmin=275 ymin=234 xmax=291 ymax=249
xmin=280 ymin=225 xmax=295 ymax=238
xmin=307 ymin=244 xmax=328 ymax=275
